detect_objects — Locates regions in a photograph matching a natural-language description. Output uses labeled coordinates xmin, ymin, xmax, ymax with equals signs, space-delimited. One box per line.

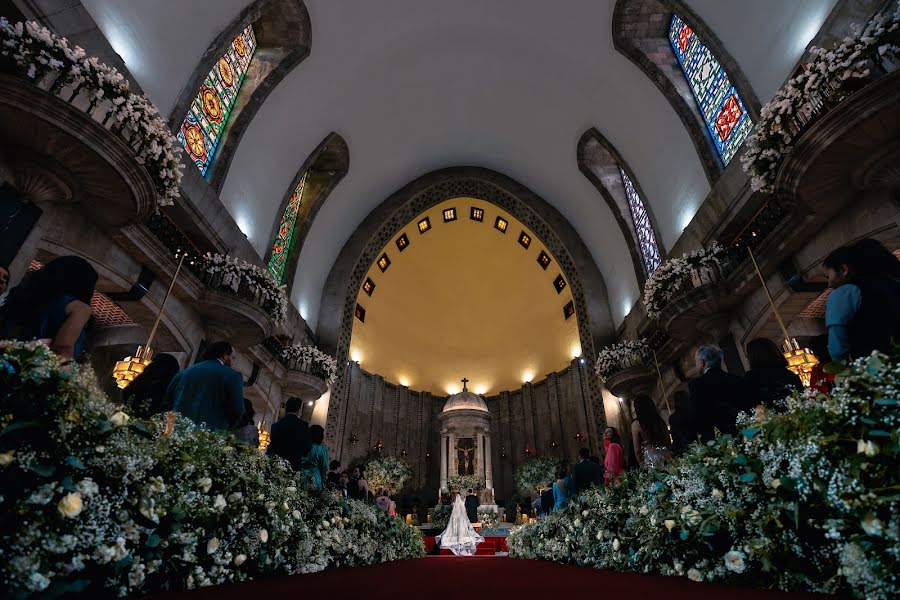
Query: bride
xmin=436 ymin=494 xmax=484 ymax=555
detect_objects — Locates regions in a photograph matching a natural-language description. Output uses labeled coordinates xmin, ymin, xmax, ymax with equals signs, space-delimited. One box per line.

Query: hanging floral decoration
xmin=279 ymin=344 xmax=338 ymax=384
xmin=202 ymin=253 xmax=288 ymax=326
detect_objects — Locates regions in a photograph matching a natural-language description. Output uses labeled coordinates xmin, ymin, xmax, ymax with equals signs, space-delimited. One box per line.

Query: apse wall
xmin=336 ymin=358 xmax=601 ymax=507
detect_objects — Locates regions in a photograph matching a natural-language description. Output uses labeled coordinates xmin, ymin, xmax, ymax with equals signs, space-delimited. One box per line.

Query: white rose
xmin=213 ymin=494 xmax=227 ymax=510
xmin=0 ymin=451 xmax=14 ymax=467
xmin=687 ymin=568 xmax=703 ymax=582
xmin=711 ymin=489 xmax=724 ymax=500
xmin=57 ymin=492 xmax=84 ymax=518
xmin=198 ymin=477 xmax=212 ymax=493
xmin=771 ymin=478 xmax=782 ymax=489
xmin=861 ymin=514 xmax=883 ymax=536
xmin=639 ymin=505 xmax=649 ymax=515
xmin=259 ymin=529 xmax=269 ymax=543
xmin=75 ymin=478 xmax=99 ymax=497
xmin=664 ymin=519 xmax=676 ymax=531
xmin=206 ymin=537 xmax=219 ymax=554
xmin=110 ymin=411 xmax=130 ymax=427
xmin=612 ymin=539 xmax=620 ymax=551
xmin=234 ymin=554 xmax=247 ymax=566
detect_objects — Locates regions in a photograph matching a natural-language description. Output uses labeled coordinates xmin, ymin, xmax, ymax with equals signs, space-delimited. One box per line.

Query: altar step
xmin=436 ymin=537 xmax=508 ymax=556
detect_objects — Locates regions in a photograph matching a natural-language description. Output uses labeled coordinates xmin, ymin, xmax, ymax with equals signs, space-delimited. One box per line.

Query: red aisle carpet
xmin=153 ymin=557 xmax=825 ymax=600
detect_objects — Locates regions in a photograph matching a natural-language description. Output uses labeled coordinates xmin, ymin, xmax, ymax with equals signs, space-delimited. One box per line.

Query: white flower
xmin=110 ymin=411 xmax=130 ymax=426
xmin=612 ymin=538 xmax=620 ymax=551
xmin=213 ymin=494 xmax=227 ymax=510
xmin=664 ymin=519 xmax=676 ymax=531
xmin=234 ymin=554 xmax=247 ymax=566
xmin=639 ymin=505 xmax=649 ymax=515
xmin=206 ymin=537 xmax=219 ymax=554
xmin=687 ymin=568 xmax=703 ymax=582
xmin=198 ymin=477 xmax=212 ymax=493
xmin=0 ymin=451 xmax=14 ymax=467
xmin=27 ymin=572 xmax=50 ymax=592
xmin=259 ymin=529 xmax=269 ymax=543
xmin=57 ymin=492 xmax=84 ymax=518
xmin=857 ymin=439 xmax=879 ymax=456
xmin=771 ymin=478 xmax=782 ymax=489
xmin=75 ymin=478 xmax=99 ymax=497
xmin=724 ymin=550 xmax=746 ymax=573
xmin=861 ymin=514 xmax=883 ymax=536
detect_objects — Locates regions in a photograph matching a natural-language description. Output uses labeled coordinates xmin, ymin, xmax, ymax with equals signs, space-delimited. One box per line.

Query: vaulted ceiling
xmin=80 ymin=0 xmax=838 ymax=330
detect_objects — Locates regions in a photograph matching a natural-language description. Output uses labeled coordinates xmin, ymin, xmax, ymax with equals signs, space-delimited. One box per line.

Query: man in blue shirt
xmin=165 ymin=341 xmax=245 ymax=432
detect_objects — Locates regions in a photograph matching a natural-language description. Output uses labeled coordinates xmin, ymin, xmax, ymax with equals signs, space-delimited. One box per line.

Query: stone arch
xmin=577 ymin=127 xmax=666 ymax=286
xmin=317 ymin=167 xmax=616 ymax=455
xmin=168 ymin=0 xmax=312 ymax=193
xmin=612 ymin=0 xmax=761 ymax=183
xmin=263 ymin=132 xmax=350 ymax=294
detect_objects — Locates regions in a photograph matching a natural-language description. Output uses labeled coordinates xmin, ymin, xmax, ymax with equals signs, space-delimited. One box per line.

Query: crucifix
xmin=461 ymin=377 xmax=469 ymax=391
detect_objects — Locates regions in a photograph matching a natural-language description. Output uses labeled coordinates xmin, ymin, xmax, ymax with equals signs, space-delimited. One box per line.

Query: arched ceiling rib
xmin=79 ymin=0 xmax=839 ymax=328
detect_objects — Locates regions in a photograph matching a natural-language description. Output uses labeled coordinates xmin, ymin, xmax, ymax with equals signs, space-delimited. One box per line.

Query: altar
xmin=437 ymin=379 xmax=494 ymax=498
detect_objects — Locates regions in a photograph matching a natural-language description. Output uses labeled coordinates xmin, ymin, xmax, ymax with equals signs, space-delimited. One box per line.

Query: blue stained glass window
xmin=178 ymin=25 xmax=256 ymax=176
xmin=619 ymin=167 xmax=661 ymax=275
xmin=668 ymin=15 xmax=752 ymax=166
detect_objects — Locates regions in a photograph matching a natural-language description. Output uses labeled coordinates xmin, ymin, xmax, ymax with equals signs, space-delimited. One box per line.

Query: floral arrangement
xmin=477 ymin=506 xmax=500 ymax=529
xmin=0 ymin=341 xmax=422 ymax=597
xmin=0 ymin=19 xmax=184 ymax=206
xmin=508 ymin=350 xmax=900 ymax=599
xmin=594 ymin=338 xmax=652 ymax=382
xmin=432 ymin=504 xmax=453 ymax=531
xmin=365 ymin=456 xmax=412 ymax=495
xmin=446 ymin=474 xmax=484 ymax=493
xmin=741 ymin=3 xmax=900 ymax=193
xmin=514 ymin=456 xmax=560 ymax=495
xmin=280 ymin=344 xmax=338 ymax=384
xmin=642 ymin=243 xmax=726 ymax=319
xmin=202 ymin=253 xmax=288 ymax=326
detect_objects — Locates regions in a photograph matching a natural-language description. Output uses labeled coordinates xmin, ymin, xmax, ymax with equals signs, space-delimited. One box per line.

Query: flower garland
xmin=477 ymin=506 xmax=500 ymax=529
xmin=0 ymin=341 xmax=423 ymax=596
xmin=514 ymin=456 xmax=560 ymax=495
xmin=446 ymin=474 xmax=484 ymax=492
xmin=0 ymin=19 xmax=184 ymax=206
xmin=741 ymin=3 xmax=900 ymax=194
xmin=280 ymin=344 xmax=338 ymax=384
xmin=508 ymin=350 xmax=900 ymax=599
xmin=642 ymin=243 xmax=726 ymax=319
xmin=202 ymin=253 xmax=288 ymax=326
xmin=595 ymin=338 xmax=652 ymax=382
xmin=365 ymin=456 xmax=412 ymax=495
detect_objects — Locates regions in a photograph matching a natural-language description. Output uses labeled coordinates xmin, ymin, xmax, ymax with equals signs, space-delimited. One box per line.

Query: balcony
xmin=263 ymin=338 xmax=329 ymax=400
xmin=655 ymin=262 xmax=739 ymax=343
xmin=0 ymin=73 xmax=156 ymax=226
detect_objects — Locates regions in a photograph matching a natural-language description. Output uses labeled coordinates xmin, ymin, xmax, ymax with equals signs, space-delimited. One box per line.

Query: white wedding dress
xmin=436 ymin=494 xmax=484 ymax=555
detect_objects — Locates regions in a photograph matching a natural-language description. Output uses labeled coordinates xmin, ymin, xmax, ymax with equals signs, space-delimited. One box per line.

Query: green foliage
xmin=514 ymin=456 xmax=560 ymax=495
xmin=366 ymin=456 xmax=412 ymax=495
xmin=508 ymin=351 xmax=900 ymax=599
xmin=0 ymin=341 xmax=423 ymax=597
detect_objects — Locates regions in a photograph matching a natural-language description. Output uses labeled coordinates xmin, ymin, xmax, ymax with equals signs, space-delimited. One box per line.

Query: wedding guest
xmin=552 ymin=467 xmax=571 ymax=510
xmin=537 ymin=483 xmax=554 ymax=517
xmin=326 ymin=460 xmax=342 ymax=492
xmin=823 ymin=246 xmax=860 ymax=363
xmin=165 ymin=341 xmax=244 ymax=432
xmin=667 ymin=390 xmax=692 ymax=453
xmin=0 ymin=263 xmax=10 ymax=306
xmin=300 ymin=424 xmax=329 ymax=491
xmin=122 ymin=353 xmax=180 ymax=418
xmin=267 ymin=397 xmax=311 ymax=470
xmin=589 ymin=455 xmax=601 ymax=465
xmin=743 ymin=337 xmax=803 ymax=410
xmin=357 ymin=465 xmax=371 ymax=500
xmin=1 ymin=256 xmax=97 ymax=360
xmin=631 ymin=394 xmax=671 ymax=467
xmin=347 ymin=467 xmax=361 ymax=500
xmin=233 ymin=398 xmax=259 ymax=447
xmin=603 ymin=427 xmax=625 ymax=486
xmin=572 ymin=447 xmax=604 ymax=493
xmin=688 ymin=344 xmax=747 ymax=439
xmin=338 ymin=472 xmax=350 ymax=497
xmin=847 ymin=239 xmax=900 ymax=357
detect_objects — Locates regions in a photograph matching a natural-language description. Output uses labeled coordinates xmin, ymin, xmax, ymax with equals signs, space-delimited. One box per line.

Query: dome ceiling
xmin=80 ymin=0 xmax=837 ymax=328
xmin=350 ymin=199 xmax=580 ymax=396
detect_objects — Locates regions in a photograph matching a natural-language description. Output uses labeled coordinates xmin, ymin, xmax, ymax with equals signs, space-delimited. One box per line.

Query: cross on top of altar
xmin=461 ymin=377 xmax=468 ymax=391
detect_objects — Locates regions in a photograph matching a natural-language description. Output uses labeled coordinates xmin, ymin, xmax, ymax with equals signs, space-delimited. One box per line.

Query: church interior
xmin=1 ymin=0 xmax=898 ymax=597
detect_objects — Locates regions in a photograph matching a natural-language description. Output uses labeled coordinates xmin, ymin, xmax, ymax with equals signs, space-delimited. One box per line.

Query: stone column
xmin=484 ymin=433 xmax=494 ymax=493
xmin=477 ymin=431 xmax=484 ymax=480
xmin=448 ymin=431 xmax=456 ymax=482
xmin=439 ymin=430 xmax=448 ymax=493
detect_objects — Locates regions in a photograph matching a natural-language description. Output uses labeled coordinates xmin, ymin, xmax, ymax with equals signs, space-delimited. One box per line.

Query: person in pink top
xmin=603 ymin=426 xmax=626 ymax=486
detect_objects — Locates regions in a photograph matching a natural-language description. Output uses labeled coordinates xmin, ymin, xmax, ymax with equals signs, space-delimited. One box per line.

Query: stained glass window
xmin=668 ymin=15 xmax=752 ymax=166
xmin=267 ymin=172 xmax=307 ymax=283
xmin=178 ymin=25 xmax=256 ymax=176
xmin=619 ymin=167 xmax=661 ymax=275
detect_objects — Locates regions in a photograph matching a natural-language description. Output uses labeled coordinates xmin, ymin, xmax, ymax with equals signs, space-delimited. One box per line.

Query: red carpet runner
xmin=156 ymin=557 xmax=824 ymax=600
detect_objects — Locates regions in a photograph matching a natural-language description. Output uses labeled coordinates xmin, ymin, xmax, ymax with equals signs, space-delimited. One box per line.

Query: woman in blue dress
xmin=552 ymin=465 xmax=572 ymax=512
xmin=1 ymin=256 xmax=96 ymax=361
xmin=300 ymin=425 xmax=329 ymax=491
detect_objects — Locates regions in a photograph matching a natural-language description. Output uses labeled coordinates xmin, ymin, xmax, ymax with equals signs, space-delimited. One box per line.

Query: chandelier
xmin=257 ymin=420 xmax=271 ymax=452
xmin=113 ymin=253 xmax=186 ymax=389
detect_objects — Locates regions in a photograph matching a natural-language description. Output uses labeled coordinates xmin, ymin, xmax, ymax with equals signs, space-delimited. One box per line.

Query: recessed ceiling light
xmin=362 ymin=277 xmax=376 ymax=296
xmin=355 ymin=303 xmax=366 ymax=323
xmin=470 ymin=207 xmax=484 ymax=222
xmin=417 ymin=217 xmax=431 ymax=234
xmin=442 ymin=207 xmax=457 ymax=222
xmin=494 ymin=216 xmax=508 ymax=233
xmin=518 ymin=231 xmax=531 ymax=249
xmin=537 ymin=250 xmax=551 ymax=270
xmin=563 ymin=300 xmax=575 ymax=320
xmin=377 ymin=253 xmax=391 ymax=272
xmin=553 ymin=274 xmax=567 ymax=294
xmin=395 ymin=233 xmax=410 ymax=252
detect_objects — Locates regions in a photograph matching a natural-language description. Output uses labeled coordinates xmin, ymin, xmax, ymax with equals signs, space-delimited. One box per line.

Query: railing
xmin=198 ymin=269 xmax=283 ymax=323
xmin=719 ymin=197 xmax=790 ymax=267
xmin=145 ymin=211 xmax=212 ymax=279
